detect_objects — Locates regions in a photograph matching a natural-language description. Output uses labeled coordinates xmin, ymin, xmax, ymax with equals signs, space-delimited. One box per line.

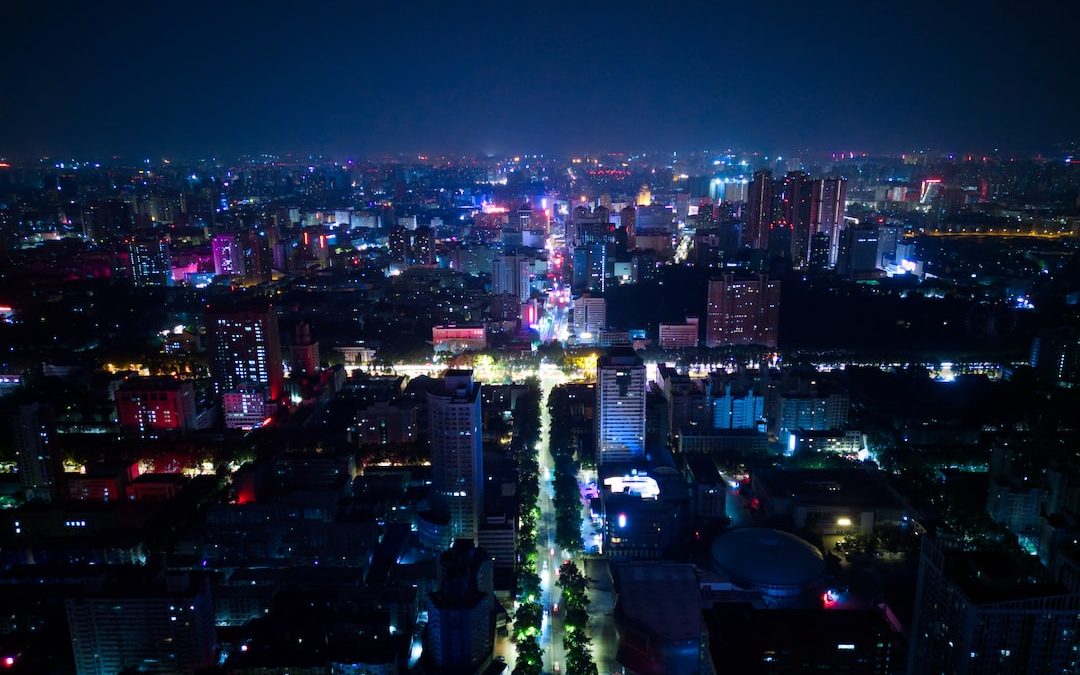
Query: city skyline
xmin=1 ymin=3 xmax=1079 ymax=674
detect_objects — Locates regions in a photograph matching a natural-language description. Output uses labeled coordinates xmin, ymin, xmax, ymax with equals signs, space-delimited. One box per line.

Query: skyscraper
xmin=12 ymin=403 xmax=61 ymax=503
xmin=128 ymin=238 xmax=171 ymax=287
xmin=745 ymin=169 xmax=774 ymax=249
xmin=810 ymin=177 xmax=847 ymax=266
xmin=491 ymin=253 xmax=532 ymax=302
xmin=780 ymin=171 xmax=814 ymax=265
xmin=705 ymin=274 xmax=781 ymax=348
xmin=211 ymin=232 xmax=246 ymax=277
xmin=572 ymin=241 xmax=607 ymax=294
xmin=428 ymin=370 xmax=483 ymax=542
xmin=596 ymin=347 xmax=646 ymax=466
xmin=206 ymin=304 xmax=283 ymax=401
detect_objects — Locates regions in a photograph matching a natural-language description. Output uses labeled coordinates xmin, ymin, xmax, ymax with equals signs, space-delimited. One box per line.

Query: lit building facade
xmin=811 ymin=177 xmax=847 ymax=266
xmin=128 ymin=238 xmax=171 ymax=287
xmin=115 ymin=377 xmax=196 ymax=437
xmin=428 ymin=371 xmax=483 ymax=542
xmin=432 ymin=325 xmax=487 ymax=354
xmin=206 ymin=304 xmax=283 ymax=401
xmin=705 ymin=274 xmax=781 ymax=348
xmin=596 ymin=347 xmax=646 ymax=466
xmin=222 ymin=385 xmax=273 ymax=430
xmin=491 ymin=253 xmax=533 ymax=302
xmin=572 ymin=295 xmax=606 ymax=344
xmin=658 ymin=317 xmax=700 ymax=349
xmin=211 ymin=232 xmax=246 ymax=276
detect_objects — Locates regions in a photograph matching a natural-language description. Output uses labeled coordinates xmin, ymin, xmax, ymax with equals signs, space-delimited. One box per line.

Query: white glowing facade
xmin=596 ymin=348 xmax=646 ymax=466
xmin=428 ymin=370 xmax=483 ymax=542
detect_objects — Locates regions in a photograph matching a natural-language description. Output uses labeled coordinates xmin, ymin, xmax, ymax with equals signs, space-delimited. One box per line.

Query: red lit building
xmin=116 ymin=377 xmax=196 ymax=437
xmin=67 ymin=461 xmax=140 ymax=502
xmin=432 ymin=325 xmax=487 ymax=354
xmin=126 ymin=473 xmax=189 ymax=501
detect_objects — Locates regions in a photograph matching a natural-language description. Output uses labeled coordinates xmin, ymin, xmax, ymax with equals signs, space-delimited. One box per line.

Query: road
xmin=536 ymin=362 xmax=568 ymax=674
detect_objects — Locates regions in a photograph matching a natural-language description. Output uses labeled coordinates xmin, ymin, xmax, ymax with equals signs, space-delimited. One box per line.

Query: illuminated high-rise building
xmin=810 ymin=177 xmax=847 ymax=266
xmin=636 ymin=185 xmax=652 ymax=207
xmin=411 ymin=225 xmax=436 ymax=265
xmin=389 ymin=225 xmax=410 ymax=264
xmin=128 ymin=238 xmax=172 ymax=287
xmin=572 ymin=294 xmax=606 ymax=344
xmin=780 ymin=171 xmax=814 ymax=265
xmin=491 ymin=253 xmax=532 ymax=302
xmin=572 ymin=242 xmax=607 ymax=294
xmin=745 ymin=169 xmax=774 ymax=249
xmin=211 ymin=232 xmax=246 ymax=276
xmin=428 ymin=370 xmax=483 ymax=542
xmin=705 ymin=274 xmax=781 ymax=348
xmin=206 ymin=304 xmax=283 ymax=401
xmin=596 ymin=346 xmax=646 ymax=466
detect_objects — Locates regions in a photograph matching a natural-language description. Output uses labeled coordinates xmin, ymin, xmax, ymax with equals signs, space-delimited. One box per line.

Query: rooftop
xmin=612 ymin=562 xmax=702 ymax=642
xmin=711 ymin=528 xmax=825 ymax=588
xmin=753 ymin=468 xmax=902 ymax=508
xmin=945 ymin=550 xmax=1073 ymax=606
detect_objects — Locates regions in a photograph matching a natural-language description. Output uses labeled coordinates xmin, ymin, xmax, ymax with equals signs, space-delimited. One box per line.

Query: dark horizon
xmin=3 ymin=0 xmax=1078 ymax=159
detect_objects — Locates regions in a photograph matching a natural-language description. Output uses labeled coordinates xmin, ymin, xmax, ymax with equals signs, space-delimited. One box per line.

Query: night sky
xmin=3 ymin=0 xmax=1078 ymax=158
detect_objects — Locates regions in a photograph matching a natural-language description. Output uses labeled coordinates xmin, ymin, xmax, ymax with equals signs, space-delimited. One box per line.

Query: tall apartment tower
xmin=12 ymin=402 xmax=62 ymax=503
xmin=491 ymin=253 xmax=532 ymax=302
xmin=908 ymin=537 xmax=1080 ymax=674
xmin=128 ymin=238 xmax=172 ymax=287
xmin=206 ymin=304 xmax=283 ymax=401
xmin=705 ymin=274 xmax=781 ymax=348
xmin=596 ymin=346 xmax=647 ymax=466
xmin=780 ymin=171 xmax=814 ymax=265
xmin=428 ymin=370 xmax=484 ymax=542
xmin=811 ymin=177 xmax=847 ymax=266
xmin=65 ymin=569 xmax=217 ymax=675
xmin=211 ymin=232 xmax=246 ymax=276
xmin=745 ymin=169 xmax=774 ymax=249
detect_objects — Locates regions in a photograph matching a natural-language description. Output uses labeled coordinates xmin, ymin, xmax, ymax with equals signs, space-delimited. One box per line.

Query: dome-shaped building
xmin=710 ymin=527 xmax=824 ymax=600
